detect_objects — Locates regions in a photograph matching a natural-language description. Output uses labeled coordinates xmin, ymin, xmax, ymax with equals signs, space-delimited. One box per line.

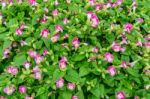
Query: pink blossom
xmin=89 ymin=0 xmax=95 ymax=6
xmin=144 ymin=42 xmax=150 ymax=47
xmin=95 ymin=4 xmax=103 ymax=11
xmin=21 ymin=40 xmax=27 ymax=47
xmin=44 ymin=8 xmax=49 ymax=14
xmin=104 ymin=52 xmax=114 ymax=63
xmin=28 ymin=0 xmax=36 ymax=6
xmin=19 ymin=86 xmax=26 ymax=93
xmin=136 ymin=41 xmax=142 ymax=46
xmin=87 ymin=11 xmax=93 ymax=19
xmin=59 ymin=57 xmax=67 ymax=69
xmin=63 ymin=18 xmax=69 ymax=24
xmin=67 ymin=83 xmax=76 ymax=90
xmin=92 ymin=47 xmax=98 ymax=53
xmin=55 ymin=25 xmax=63 ymax=32
xmin=28 ymin=50 xmax=37 ymax=58
xmin=43 ymin=49 xmax=48 ymax=56
xmin=7 ymin=66 xmax=18 ymax=75
xmin=72 ymin=37 xmax=80 ymax=48
xmin=106 ymin=2 xmax=113 ymax=8
xmin=34 ymin=54 xmax=43 ymax=64
xmin=111 ymin=42 xmax=121 ymax=52
xmin=116 ymin=91 xmax=125 ymax=99
xmin=120 ymin=47 xmax=125 ymax=52
xmin=52 ymin=9 xmax=59 ymax=17
xmin=23 ymin=61 xmax=31 ymax=69
xmin=91 ymin=14 xmax=99 ymax=27
xmin=63 ymin=34 xmax=69 ymax=39
xmin=40 ymin=28 xmax=49 ymax=38
xmin=20 ymin=23 xmax=25 ymax=30
xmin=51 ymin=33 xmax=59 ymax=43
xmin=107 ymin=66 xmax=116 ymax=76
xmin=121 ymin=37 xmax=128 ymax=44
xmin=3 ymin=86 xmax=15 ymax=95
xmin=56 ymin=78 xmax=64 ymax=88
xmin=145 ymin=35 xmax=150 ymax=40
xmin=124 ymin=23 xmax=133 ymax=33
xmin=134 ymin=96 xmax=139 ymax=99
xmin=116 ymin=0 xmax=123 ymax=5
xmin=121 ymin=61 xmax=127 ymax=68
xmin=72 ymin=96 xmax=78 ymax=99
xmin=138 ymin=18 xmax=144 ymax=23
xmin=40 ymin=15 xmax=47 ymax=23
xmin=132 ymin=0 xmax=137 ymax=11
xmin=32 ymin=66 xmax=42 ymax=80
xmin=16 ymin=28 xmax=23 ymax=35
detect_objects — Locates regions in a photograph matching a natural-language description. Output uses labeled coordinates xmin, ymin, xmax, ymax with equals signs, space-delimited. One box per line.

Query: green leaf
xmin=90 ymin=84 xmax=100 ymax=98
xmin=65 ymin=69 xmax=79 ymax=83
xmin=3 ymin=40 xmax=12 ymax=50
xmin=34 ymin=40 xmax=43 ymax=49
xmin=72 ymin=54 xmax=85 ymax=61
xmin=13 ymin=54 xmax=26 ymax=66
xmin=79 ymin=66 xmax=90 ymax=77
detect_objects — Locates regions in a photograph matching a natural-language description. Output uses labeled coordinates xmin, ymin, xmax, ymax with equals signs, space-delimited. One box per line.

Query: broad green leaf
xmin=13 ymin=54 xmax=26 ymax=66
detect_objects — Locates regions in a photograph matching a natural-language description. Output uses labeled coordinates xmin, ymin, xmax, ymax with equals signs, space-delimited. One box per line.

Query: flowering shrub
xmin=0 ymin=0 xmax=150 ymax=99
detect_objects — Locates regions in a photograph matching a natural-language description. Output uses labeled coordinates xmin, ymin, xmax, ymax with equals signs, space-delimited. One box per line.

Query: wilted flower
xmin=6 ymin=66 xmax=18 ymax=75
xmin=124 ymin=23 xmax=133 ymax=33
xmin=4 ymin=86 xmax=15 ymax=95
xmin=52 ymin=9 xmax=59 ymax=17
xmin=104 ymin=52 xmax=114 ymax=63
xmin=40 ymin=28 xmax=49 ymax=38
xmin=16 ymin=28 xmax=23 ymax=35
xmin=34 ymin=54 xmax=43 ymax=64
xmin=55 ymin=25 xmax=63 ymax=32
xmin=67 ymin=83 xmax=76 ymax=90
xmin=19 ymin=86 xmax=27 ymax=93
xmin=116 ymin=91 xmax=125 ymax=99
xmin=56 ymin=78 xmax=64 ymax=88
xmin=72 ymin=37 xmax=80 ymax=48
xmin=51 ymin=33 xmax=59 ymax=43
xmin=107 ymin=66 xmax=116 ymax=76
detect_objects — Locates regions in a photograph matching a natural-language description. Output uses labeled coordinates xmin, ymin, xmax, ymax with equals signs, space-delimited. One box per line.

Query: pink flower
xmin=116 ymin=0 xmax=123 ymax=5
xmin=40 ymin=15 xmax=47 ymax=23
xmin=92 ymin=47 xmax=98 ymax=53
xmin=72 ymin=37 xmax=80 ymax=48
xmin=138 ymin=18 xmax=144 ymax=23
xmin=23 ymin=61 xmax=31 ymax=69
xmin=28 ymin=50 xmax=37 ymax=58
xmin=121 ymin=37 xmax=128 ymax=44
xmin=107 ymin=66 xmax=116 ymax=76
xmin=124 ymin=23 xmax=133 ymax=33
xmin=19 ymin=86 xmax=26 ymax=93
xmin=7 ymin=66 xmax=18 ymax=75
xmin=63 ymin=18 xmax=69 ymax=24
xmin=89 ymin=0 xmax=95 ymax=6
xmin=116 ymin=91 xmax=125 ymax=99
xmin=63 ymin=34 xmax=69 ymax=39
xmin=40 ymin=29 xmax=49 ymax=38
xmin=111 ymin=42 xmax=121 ymax=52
xmin=67 ymin=83 xmax=76 ymax=90
xmin=87 ymin=11 xmax=93 ymax=19
xmin=91 ymin=14 xmax=99 ymax=27
xmin=121 ymin=61 xmax=127 ymax=68
xmin=55 ymin=0 xmax=58 ymax=6
xmin=72 ymin=96 xmax=78 ymax=99
xmin=32 ymin=66 xmax=42 ymax=80
xmin=51 ymin=33 xmax=59 ymax=43
xmin=52 ymin=9 xmax=59 ymax=17
xmin=25 ymin=96 xmax=34 ymax=99
xmin=21 ymin=40 xmax=27 ymax=46
xmin=56 ymin=78 xmax=64 ymax=88
xmin=4 ymin=86 xmax=15 ymax=95
xmin=55 ymin=25 xmax=63 ymax=32
xmin=134 ymin=96 xmax=139 ymax=99
xmin=43 ymin=49 xmax=48 ymax=56
xmin=132 ymin=0 xmax=137 ymax=11
xmin=144 ymin=42 xmax=150 ymax=47
xmin=106 ymin=2 xmax=113 ymax=8
xmin=145 ymin=35 xmax=150 ymax=40
xmin=95 ymin=4 xmax=103 ymax=11
xmin=34 ymin=54 xmax=43 ymax=64
xmin=20 ymin=23 xmax=25 ymax=30
xmin=44 ymin=8 xmax=49 ymax=14
xmin=28 ymin=0 xmax=36 ymax=6
xmin=136 ymin=41 xmax=142 ymax=46
xmin=16 ymin=28 xmax=23 ymax=35
xmin=59 ymin=57 xmax=67 ymax=69
xmin=104 ymin=52 xmax=114 ymax=63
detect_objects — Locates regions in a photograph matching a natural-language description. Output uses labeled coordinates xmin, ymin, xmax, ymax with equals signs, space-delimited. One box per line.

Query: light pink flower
xmin=52 ymin=9 xmax=59 ymax=17
xmin=138 ymin=18 xmax=144 ymax=23
xmin=34 ymin=54 xmax=43 ymax=64
xmin=72 ymin=96 xmax=78 ymax=99
xmin=67 ymin=83 xmax=76 ymax=90
xmin=7 ymin=66 xmax=18 ymax=75
xmin=4 ymin=86 xmax=15 ymax=95
xmin=87 ymin=11 xmax=93 ymax=19
xmin=40 ymin=28 xmax=49 ymax=38
xmin=124 ymin=23 xmax=133 ymax=33
xmin=56 ymin=78 xmax=64 ymax=88
xmin=107 ymin=66 xmax=116 ymax=76
xmin=43 ymin=49 xmax=48 ymax=56
xmin=132 ymin=0 xmax=137 ymax=11
xmin=51 ymin=33 xmax=59 ymax=43
xmin=116 ymin=0 xmax=123 ymax=5
xmin=112 ymin=42 xmax=121 ymax=52
xmin=28 ymin=0 xmax=36 ymax=6
xmin=23 ymin=61 xmax=31 ymax=69
xmin=106 ymin=2 xmax=113 ymax=8
xmin=32 ymin=66 xmax=42 ymax=80
xmin=63 ymin=18 xmax=69 ymax=24
xmin=44 ymin=8 xmax=49 ymax=14
xmin=72 ymin=37 xmax=80 ymax=48
xmin=28 ymin=50 xmax=37 ymax=58
xmin=92 ymin=47 xmax=98 ymax=53
xmin=16 ymin=28 xmax=23 ymax=35
xmin=91 ymin=14 xmax=99 ymax=27
xmin=19 ymin=86 xmax=26 ymax=93
xmin=104 ymin=52 xmax=114 ymax=63
xmin=136 ymin=41 xmax=142 ymax=46
xmin=59 ymin=57 xmax=67 ymax=69
xmin=25 ymin=96 xmax=34 ymax=99
xmin=134 ymin=96 xmax=139 ymax=99
xmin=63 ymin=34 xmax=69 ymax=39
xmin=21 ymin=40 xmax=27 ymax=47
xmin=144 ymin=42 xmax=150 ymax=47
xmin=89 ymin=0 xmax=95 ymax=6
xmin=55 ymin=25 xmax=63 ymax=32
xmin=116 ymin=91 xmax=125 ymax=99
xmin=121 ymin=61 xmax=127 ymax=68
xmin=95 ymin=4 xmax=103 ymax=11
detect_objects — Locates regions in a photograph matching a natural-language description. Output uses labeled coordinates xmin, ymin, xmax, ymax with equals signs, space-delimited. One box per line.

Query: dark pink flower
xmin=144 ymin=42 xmax=150 ymax=47
xmin=107 ymin=66 xmax=116 ymax=76
xmin=67 ymin=83 xmax=76 ymax=90
xmin=7 ymin=66 xmax=18 ymax=75
xmin=56 ymin=78 xmax=64 ymax=88
xmin=104 ymin=52 xmax=114 ymax=63
xmin=43 ymin=49 xmax=48 ymax=56
xmin=95 ymin=4 xmax=103 ymax=11
xmin=16 ymin=28 xmax=23 ymax=35
xmin=40 ymin=28 xmax=49 ymax=38
xmin=52 ymin=9 xmax=59 ymax=17
xmin=87 ymin=11 xmax=93 ymax=19
xmin=55 ymin=25 xmax=63 ymax=32
xmin=28 ymin=0 xmax=36 ymax=6
xmin=124 ymin=23 xmax=133 ymax=33
xmin=40 ymin=15 xmax=47 ymax=23
xmin=116 ymin=91 xmax=125 ymax=99
xmin=59 ymin=57 xmax=67 ymax=69
xmin=19 ymin=86 xmax=26 ymax=93
xmin=89 ymin=0 xmax=95 ymax=6
xmin=138 ymin=18 xmax=144 ymax=23
xmin=51 ymin=33 xmax=59 ymax=43
xmin=91 ymin=14 xmax=99 ymax=27
xmin=72 ymin=37 xmax=80 ymax=48
xmin=116 ymin=0 xmax=123 ymax=5
xmin=4 ymin=86 xmax=15 ymax=95
xmin=23 ymin=61 xmax=31 ymax=69
xmin=72 ymin=96 xmax=78 ymax=99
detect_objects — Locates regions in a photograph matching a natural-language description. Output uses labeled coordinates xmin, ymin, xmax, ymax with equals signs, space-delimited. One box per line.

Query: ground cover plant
xmin=0 ymin=0 xmax=150 ymax=99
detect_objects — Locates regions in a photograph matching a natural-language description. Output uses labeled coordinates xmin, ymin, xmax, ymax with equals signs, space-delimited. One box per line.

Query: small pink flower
xmin=67 ymin=83 xmax=76 ymax=90
xmin=56 ymin=78 xmax=64 ymax=88
xmin=7 ymin=66 xmax=18 ymax=75
xmin=144 ymin=42 xmax=150 ymax=47
xmin=134 ymin=96 xmax=139 ymax=99
xmin=40 ymin=28 xmax=49 ymax=38
xmin=51 ymin=33 xmax=59 ymax=43
xmin=63 ymin=18 xmax=69 ymax=24
xmin=91 ymin=14 xmax=99 ymax=27
xmin=32 ymin=67 xmax=42 ymax=80
xmin=87 ymin=11 xmax=93 ymax=19
xmin=59 ymin=57 xmax=67 ymax=69
xmin=112 ymin=42 xmax=121 ymax=52
xmin=4 ymin=86 xmax=15 ymax=95
xmin=21 ymin=40 xmax=27 ymax=47
xmin=124 ymin=23 xmax=133 ymax=33
xmin=89 ymin=0 xmax=95 ymax=6
xmin=132 ymin=0 xmax=137 ymax=11
xmin=63 ymin=34 xmax=69 ymax=39
xmin=52 ymin=9 xmax=59 ymax=17
xmin=104 ymin=52 xmax=114 ymax=63
xmin=43 ymin=49 xmax=48 ymax=56
xmin=3 ymin=48 xmax=10 ymax=55
xmin=19 ymin=86 xmax=26 ymax=93
xmin=95 ymin=4 xmax=103 ymax=11
xmin=55 ymin=25 xmax=63 ymax=32
xmin=16 ymin=28 xmax=23 ymax=35
xmin=116 ymin=0 xmax=123 ymax=5
xmin=120 ymin=47 xmax=125 ymax=52
xmin=28 ymin=0 xmax=36 ymax=6
xmin=106 ymin=2 xmax=113 ymax=8
xmin=44 ymin=8 xmax=49 ymax=14
xmin=92 ymin=47 xmax=98 ymax=53
xmin=116 ymin=91 xmax=125 ymax=99
xmin=121 ymin=61 xmax=127 ymax=68
xmin=72 ymin=37 xmax=80 ymax=48
xmin=23 ymin=61 xmax=31 ymax=69
xmin=136 ymin=41 xmax=142 ymax=46
xmin=138 ymin=18 xmax=144 ymax=23
xmin=40 ymin=15 xmax=47 ymax=23
xmin=34 ymin=54 xmax=43 ymax=64
xmin=121 ymin=37 xmax=128 ymax=44
xmin=107 ymin=66 xmax=116 ymax=76
xmin=145 ymin=35 xmax=150 ymax=40
xmin=72 ymin=96 xmax=78 ymax=99
xmin=28 ymin=50 xmax=37 ymax=58
xmin=20 ymin=23 xmax=25 ymax=30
